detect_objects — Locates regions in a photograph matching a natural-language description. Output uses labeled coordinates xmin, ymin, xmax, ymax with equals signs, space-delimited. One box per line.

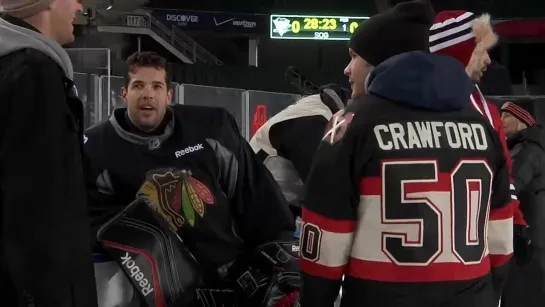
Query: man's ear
xmin=121 ymin=86 xmax=128 ymax=104
xmin=167 ymin=88 xmax=173 ymax=105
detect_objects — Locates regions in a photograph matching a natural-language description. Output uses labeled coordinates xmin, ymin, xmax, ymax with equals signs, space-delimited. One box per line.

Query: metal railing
xmin=96 ymin=11 xmax=222 ymax=65
xmin=170 ymin=26 xmax=223 ymax=65
xmin=285 ymin=66 xmax=319 ymax=95
xmin=148 ymin=16 xmax=223 ymax=65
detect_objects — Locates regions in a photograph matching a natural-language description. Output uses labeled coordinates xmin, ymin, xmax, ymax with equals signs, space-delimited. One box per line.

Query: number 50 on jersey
xmin=300 ymin=159 xmax=503 ymax=281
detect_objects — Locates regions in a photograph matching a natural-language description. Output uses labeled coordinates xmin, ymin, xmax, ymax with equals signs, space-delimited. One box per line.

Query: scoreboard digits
xmin=271 ymin=14 xmax=369 ymax=41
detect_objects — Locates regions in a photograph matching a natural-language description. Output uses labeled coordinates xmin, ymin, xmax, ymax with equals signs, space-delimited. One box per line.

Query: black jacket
xmin=84 ymin=106 xmax=294 ymax=277
xmin=300 ymin=51 xmax=513 ymax=307
xmin=502 ymin=124 xmax=545 ymax=307
xmin=0 ymin=16 xmax=97 ymax=307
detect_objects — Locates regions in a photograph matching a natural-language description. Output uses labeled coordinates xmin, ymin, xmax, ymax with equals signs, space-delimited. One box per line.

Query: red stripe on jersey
xmin=347 ymin=256 xmax=490 ymax=282
xmin=360 ymin=173 xmax=452 ymax=196
xmin=300 ymin=259 xmax=345 ymax=280
xmin=489 ymin=204 xmax=513 ymax=220
xmin=302 ymin=207 xmax=356 ymax=233
xmin=489 ymin=254 xmax=512 ymax=267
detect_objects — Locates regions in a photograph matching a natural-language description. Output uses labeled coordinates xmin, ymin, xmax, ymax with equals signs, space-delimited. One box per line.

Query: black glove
xmin=219 ymin=241 xmax=301 ymax=306
xmin=514 ymin=224 xmax=533 ymax=266
xmin=261 ymin=272 xmax=300 ymax=307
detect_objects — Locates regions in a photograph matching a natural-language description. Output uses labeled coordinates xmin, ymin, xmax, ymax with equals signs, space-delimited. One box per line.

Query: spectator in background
xmin=430 ymin=10 xmax=530 ymax=280
xmin=0 ymin=0 xmax=98 ymax=306
xmin=429 ymin=12 xmax=516 ymax=192
xmin=249 ymin=84 xmax=350 ymax=218
xmin=500 ymin=101 xmax=545 ymax=307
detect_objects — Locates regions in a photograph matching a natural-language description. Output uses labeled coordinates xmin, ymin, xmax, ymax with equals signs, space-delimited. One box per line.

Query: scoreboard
xmin=270 ymin=14 xmax=369 ymax=41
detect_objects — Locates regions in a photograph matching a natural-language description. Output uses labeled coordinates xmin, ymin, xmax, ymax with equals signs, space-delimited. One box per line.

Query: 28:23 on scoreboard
xmin=270 ymin=14 xmax=369 ymax=41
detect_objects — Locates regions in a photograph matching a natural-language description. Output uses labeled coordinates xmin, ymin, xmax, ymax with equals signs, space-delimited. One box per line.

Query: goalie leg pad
xmin=94 ymin=261 xmax=139 ymax=307
xmin=97 ymin=199 xmax=204 ymax=307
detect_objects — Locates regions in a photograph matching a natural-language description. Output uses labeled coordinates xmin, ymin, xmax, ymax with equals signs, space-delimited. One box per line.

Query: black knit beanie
xmin=349 ymin=0 xmax=435 ymax=66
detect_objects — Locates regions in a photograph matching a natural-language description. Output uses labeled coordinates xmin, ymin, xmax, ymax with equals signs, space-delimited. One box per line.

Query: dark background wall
xmin=71 ymin=0 xmax=545 ymax=95
xmin=148 ymin=0 xmax=545 ymax=18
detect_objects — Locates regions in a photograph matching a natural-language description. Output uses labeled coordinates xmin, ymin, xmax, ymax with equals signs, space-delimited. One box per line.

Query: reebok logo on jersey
xmin=175 ymin=144 xmax=204 ymax=158
xmin=120 ymin=252 xmax=154 ymax=296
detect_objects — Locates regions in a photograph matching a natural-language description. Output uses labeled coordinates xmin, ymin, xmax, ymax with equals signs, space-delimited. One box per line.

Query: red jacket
xmin=471 ymin=87 xmax=526 ymax=226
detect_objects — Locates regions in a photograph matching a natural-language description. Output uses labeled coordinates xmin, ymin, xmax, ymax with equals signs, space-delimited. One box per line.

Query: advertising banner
xmin=151 ymin=9 xmax=267 ymax=35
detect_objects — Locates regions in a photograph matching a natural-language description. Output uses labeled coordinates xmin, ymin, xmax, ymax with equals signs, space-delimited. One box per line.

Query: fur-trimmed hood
xmin=466 ymin=14 xmax=497 ymax=75
xmin=430 ymin=11 xmax=498 ymax=69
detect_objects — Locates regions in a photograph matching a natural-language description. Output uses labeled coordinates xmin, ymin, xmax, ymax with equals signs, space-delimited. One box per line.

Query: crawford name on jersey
xmin=300 ymin=51 xmax=513 ymax=307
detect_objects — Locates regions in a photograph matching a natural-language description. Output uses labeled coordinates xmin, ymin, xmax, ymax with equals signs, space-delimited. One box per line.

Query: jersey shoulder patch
xmin=322 ymin=110 xmax=355 ymax=144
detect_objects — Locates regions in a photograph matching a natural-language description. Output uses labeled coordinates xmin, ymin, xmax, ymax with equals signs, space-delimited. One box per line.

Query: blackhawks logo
xmin=136 ymin=169 xmax=214 ymax=230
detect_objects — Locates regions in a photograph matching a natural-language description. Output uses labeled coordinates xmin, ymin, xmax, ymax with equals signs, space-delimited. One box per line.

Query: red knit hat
xmin=429 ymin=11 xmax=498 ymax=69
xmin=501 ymin=101 xmax=536 ymax=127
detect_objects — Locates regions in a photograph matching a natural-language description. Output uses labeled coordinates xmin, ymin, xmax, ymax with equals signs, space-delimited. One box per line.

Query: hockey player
xmin=430 ymin=8 xmax=529 ymax=274
xmin=85 ymin=52 xmax=295 ymax=306
xmin=299 ymin=1 xmax=514 ymax=307
xmin=249 ymin=84 xmax=350 ymax=218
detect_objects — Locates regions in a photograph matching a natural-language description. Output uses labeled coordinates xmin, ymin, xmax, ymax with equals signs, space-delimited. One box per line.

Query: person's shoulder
xmin=83 ymin=119 xmax=113 ymax=153
xmin=0 ymin=48 xmax=62 ymax=75
xmin=318 ymin=96 xmax=381 ymax=146
xmin=343 ymin=94 xmax=387 ymax=127
xmin=0 ymin=49 xmax=64 ymax=96
xmin=85 ymin=119 xmax=111 ymax=136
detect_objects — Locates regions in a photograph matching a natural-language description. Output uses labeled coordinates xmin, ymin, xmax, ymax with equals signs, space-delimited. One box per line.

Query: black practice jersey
xmin=84 ymin=105 xmax=294 ymax=276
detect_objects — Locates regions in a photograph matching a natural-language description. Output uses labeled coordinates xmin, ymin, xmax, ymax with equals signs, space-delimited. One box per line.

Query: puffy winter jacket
xmin=502 ymin=124 xmax=545 ymax=307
